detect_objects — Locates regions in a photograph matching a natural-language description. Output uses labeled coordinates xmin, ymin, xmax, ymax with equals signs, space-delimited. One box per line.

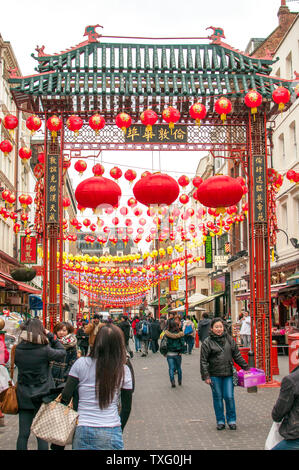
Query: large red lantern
xmin=115 ymin=113 xmax=132 ymax=134
xmin=89 ymin=114 xmax=105 ymax=134
xmin=140 ymin=109 xmax=158 ymax=131
xmin=124 ymin=169 xmax=137 ymax=184
xmin=110 ymin=166 xmax=122 ymax=181
xmin=75 ymin=176 xmax=121 ymax=211
xmin=178 ymin=175 xmax=190 ymax=188
xmin=19 ymin=147 xmax=32 ymax=162
xmin=74 ymin=160 xmax=87 ymax=175
xmin=92 ymin=163 xmax=105 ymax=176
xmin=214 ymin=97 xmax=232 ymax=123
xmin=272 ymin=86 xmax=290 ymax=112
xmin=195 ymin=175 xmax=243 ymax=212
xmin=189 ymin=102 xmax=207 ymax=127
xmin=0 ymin=140 xmax=13 ymax=156
xmin=244 ymin=89 xmax=262 ymax=119
xmin=133 ymin=173 xmax=180 ymax=206
xmin=67 ymin=115 xmax=83 ymax=136
xmin=26 ymin=115 xmax=42 ymax=135
xmin=162 ymin=106 xmax=180 ymax=129
xmin=4 ymin=115 xmax=18 ymax=133
xmin=46 ymin=115 xmax=62 ymax=142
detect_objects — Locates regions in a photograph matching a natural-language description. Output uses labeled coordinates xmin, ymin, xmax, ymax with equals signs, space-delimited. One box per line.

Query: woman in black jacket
xmin=164 ymin=319 xmax=186 ymax=388
xmin=14 ymin=318 xmax=66 ymax=450
xmin=200 ymin=317 xmax=250 ymax=431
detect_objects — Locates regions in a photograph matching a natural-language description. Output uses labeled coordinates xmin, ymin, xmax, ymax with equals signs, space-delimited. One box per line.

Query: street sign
xmin=205 ymin=235 xmax=213 ymax=268
xmin=46 ymin=154 xmax=60 ymax=223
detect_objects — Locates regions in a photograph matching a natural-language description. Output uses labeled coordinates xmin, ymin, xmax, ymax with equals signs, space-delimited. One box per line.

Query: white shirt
xmin=69 ymin=357 xmax=133 ymax=428
xmin=240 ymin=316 xmax=251 ymax=335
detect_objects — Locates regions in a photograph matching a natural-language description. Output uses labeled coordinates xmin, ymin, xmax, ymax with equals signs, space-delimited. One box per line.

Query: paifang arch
xmin=9 ymin=28 xmax=295 ymax=383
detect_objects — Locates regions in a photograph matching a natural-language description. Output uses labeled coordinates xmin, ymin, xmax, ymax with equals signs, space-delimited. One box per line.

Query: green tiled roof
xmin=9 ymin=41 xmax=294 ymax=113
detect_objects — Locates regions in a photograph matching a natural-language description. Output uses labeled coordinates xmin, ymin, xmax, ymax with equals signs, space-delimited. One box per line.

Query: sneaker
xmin=141 ymin=353 xmax=146 ymax=357
xmin=171 ymin=381 xmax=176 ymax=388
xmin=178 ymin=381 xmax=182 ymax=386
xmin=216 ymin=424 xmax=225 ymax=430
xmin=228 ymin=424 xmax=237 ymax=430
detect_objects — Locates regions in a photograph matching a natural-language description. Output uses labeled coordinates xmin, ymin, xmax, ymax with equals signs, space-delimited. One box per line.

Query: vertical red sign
xmin=20 ymin=236 xmax=37 ymax=264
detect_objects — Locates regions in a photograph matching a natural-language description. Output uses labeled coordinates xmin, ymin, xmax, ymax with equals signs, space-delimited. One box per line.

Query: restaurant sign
xmin=20 ymin=236 xmax=37 ymax=264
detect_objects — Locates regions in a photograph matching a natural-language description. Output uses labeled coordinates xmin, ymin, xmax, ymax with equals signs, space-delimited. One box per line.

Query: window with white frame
xmin=290 ymin=121 xmax=297 ymax=161
xmin=286 ymin=51 xmax=293 ymax=80
xmin=281 ymin=202 xmax=288 ymax=234
xmin=278 ymin=133 xmax=286 ymax=161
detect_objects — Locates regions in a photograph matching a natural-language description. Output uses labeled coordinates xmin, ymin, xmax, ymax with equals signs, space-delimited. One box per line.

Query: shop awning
xmin=0 ymin=271 xmax=41 ymax=294
xmin=195 ymin=292 xmax=225 ymax=305
xmin=235 ymin=284 xmax=287 ymax=300
xmin=171 ymin=292 xmax=224 ymax=311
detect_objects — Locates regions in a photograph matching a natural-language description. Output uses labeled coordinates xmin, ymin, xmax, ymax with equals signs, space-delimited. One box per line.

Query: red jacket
xmin=131 ymin=319 xmax=140 ymax=336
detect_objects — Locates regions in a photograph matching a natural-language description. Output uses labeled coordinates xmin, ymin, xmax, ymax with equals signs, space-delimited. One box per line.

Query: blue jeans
xmin=185 ymin=335 xmax=194 ymax=354
xmin=210 ymin=376 xmax=236 ymax=425
xmin=272 ymin=438 xmax=299 ymax=450
xmin=72 ymin=426 xmax=124 ymax=450
xmin=134 ymin=335 xmax=141 ymax=352
xmin=167 ymin=355 xmax=182 ymax=383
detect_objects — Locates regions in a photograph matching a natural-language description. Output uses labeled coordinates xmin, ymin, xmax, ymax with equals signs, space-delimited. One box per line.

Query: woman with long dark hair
xmin=14 ymin=318 xmax=66 ymax=450
xmin=200 ymin=317 xmax=250 ymax=431
xmin=164 ymin=319 xmax=186 ymax=388
xmin=61 ymin=323 xmax=134 ymax=450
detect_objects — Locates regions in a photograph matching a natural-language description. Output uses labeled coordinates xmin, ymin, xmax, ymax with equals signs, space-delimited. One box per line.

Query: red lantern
xmin=66 ymin=115 xmax=83 ymax=136
xmin=26 ymin=195 xmax=33 ymax=206
xmin=214 ymin=97 xmax=232 ymax=123
xmin=189 ymin=103 xmax=207 ymax=127
xmin=19 ymin=194 xmax=27 ymax=207
xmin=286 ymin=170 xmax=296 ymax=182
xmin=46 ymin=115 xmax=62 ymax=141
xmin=115 ymin=112 xmax=132 ymax=134
xmin=13 ymin=223 xmax=21 ymax=234
xmin=19 ymin=147 xmax=32 ymax=162
xmin=6 ymin=193 xmax=16 ymax=205
xmin=272 ymin=86 xmax=291 ymax=112
xmin=193 ymin=176 xmax=203 ymax=188
xmin=38 ymin=152 xmax=45 ymax=164
xmin=75 ymin=176 xmax=121 ymax=211
xmin=195 ymin=175 xmax=243 ymax=212
xmin=63 ymin=157 xmax=71 ymax=174
xmin=124 ymin=169 xmax=137 ymax=184
xmin=0 ymin=140 xmax=13 ymax=156
xmin=92 ymin=164 xmax=105 ymax=176
xmin=74 ymin=160 xmax=87 ymax=175
xmin=133 ymin=173 xmax=180 ymax=206
xmin=112 ymin=217 xmax=119 ymax=226
xmin=90 ymin=224 xmax=97 ymax=232
xmin=179 ymin=194 xmax=189 ymax=205
xmin=83 ymin=218 xmax=91 ymax=227
xmin=125 ymin=218 xmax=132 ymax=227
xmin=89 ymin=114 xmax=105 ymax=134
xmin=127 ymin=197 xmax=137 ymax=208
xmin=21 ymin=213 xmax=29 ymax=225
xmin=63 ymin=197 xmax=71 ymax=208
xmin=140 ymin=109 xmax=158 ymax=131
xmin=244 ymin=90 xmax=262 ymax=119
xmin=141 ymin=171 xmax=151 ymax=179
xmin=26 ymin=115 xmax=42 ymax=135
xmin=178 ymin=175 xmax=190 ymax=188
xmin=120 ymin=206 xmax=129 ymax=216
xmin=4 ymin=115 xmax=18 ymax=133
xmin=110 ymin=166 xmax=122 ymax=181
xmin=10 ymin=212 xmax=18 ymax=221
xmin=133 ymin=207 xmax=142 ymax=217
xmin=162 ymin=106 xmax=180 ymax=129
xmin=77 ymin=204 xmax=85 ymax=213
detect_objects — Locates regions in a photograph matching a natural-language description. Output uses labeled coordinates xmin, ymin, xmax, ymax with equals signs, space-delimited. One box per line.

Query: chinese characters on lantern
xmin=46 ymin=154 xmax=60 ymax=223
xmin=124 ymin=124 xmax=187 ymax=143
xmin=253 ymin=155 xmax=267 ymax=223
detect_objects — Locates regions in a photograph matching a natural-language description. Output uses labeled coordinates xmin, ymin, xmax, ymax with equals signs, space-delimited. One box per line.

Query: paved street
xmin=0 ymin=344 xmax=289 ymax=451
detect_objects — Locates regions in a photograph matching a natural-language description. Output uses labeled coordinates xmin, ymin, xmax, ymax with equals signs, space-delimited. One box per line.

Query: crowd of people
xmin=0 ymin=307 xmax=299 ymax=451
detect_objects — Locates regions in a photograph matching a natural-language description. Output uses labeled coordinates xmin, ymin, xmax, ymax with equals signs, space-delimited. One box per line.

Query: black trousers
xmin=151 ymin=339 xmax=159 ymax=353
xmin=17 ymin=408 xmax=48 ymax=450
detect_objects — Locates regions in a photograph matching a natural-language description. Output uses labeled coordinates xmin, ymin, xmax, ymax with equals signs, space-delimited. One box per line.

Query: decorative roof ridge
xmin=217 ymin=41 xmax=277 ymax=64
xmin=9 ymin=69 xmax=56 ymax=81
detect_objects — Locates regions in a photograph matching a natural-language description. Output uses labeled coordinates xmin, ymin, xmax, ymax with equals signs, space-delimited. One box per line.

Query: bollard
xmin=195 ymin=331 xmax=199 ymax=348
xmin=271 ymin=340 xmax=279 ymax=376
xmin=247 ymin=351 xmax=257 ymax=393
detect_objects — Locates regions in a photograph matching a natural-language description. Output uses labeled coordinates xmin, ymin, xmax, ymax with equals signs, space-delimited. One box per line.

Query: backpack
xmin=184 ymin=324 xmax=193 ymax=336
xmin=159 ymin=334 xmax=168 ymax=356
xmin=142 ymin=321 xmax=149 ymax=335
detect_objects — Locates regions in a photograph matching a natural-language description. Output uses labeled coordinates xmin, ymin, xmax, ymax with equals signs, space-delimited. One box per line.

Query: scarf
xmin=58 ymin=333 xmax=77 ymax=349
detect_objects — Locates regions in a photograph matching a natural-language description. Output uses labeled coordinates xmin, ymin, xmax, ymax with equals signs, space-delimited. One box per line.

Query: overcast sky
xmin=3 ymin=0 xmax=299 ymax=229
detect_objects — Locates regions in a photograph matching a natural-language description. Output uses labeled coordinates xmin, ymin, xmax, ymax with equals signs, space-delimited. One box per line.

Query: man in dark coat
xmin=118 ymin=315 xmax=133 ymax=358
xmin=76 ymin=321 xmax=89 ymax=356
xmin=149 ymin=317 xmax=162 ymax=353
xmin=198 ymin=313 xmax=211 ymax=343
xmin=271 ymin=350 xmax=299 ymax=449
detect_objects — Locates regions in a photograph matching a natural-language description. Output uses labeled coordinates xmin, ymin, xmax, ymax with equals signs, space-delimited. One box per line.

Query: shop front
xmin=209 ymin=272 xmax=230 ymax=319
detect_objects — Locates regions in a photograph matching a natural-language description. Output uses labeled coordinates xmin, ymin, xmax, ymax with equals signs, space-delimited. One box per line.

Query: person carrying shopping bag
xmin=14 ymin=318 xmax=66 ymax=450
xmin=60 ymin=323 xmax=133 ymax=450
xmin=200 ymin=317 xmax=250 ymax=430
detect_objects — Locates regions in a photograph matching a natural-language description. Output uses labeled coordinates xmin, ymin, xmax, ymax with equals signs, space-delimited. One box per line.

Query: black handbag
xmin=159 ymin=335 xmax=168 ymax=356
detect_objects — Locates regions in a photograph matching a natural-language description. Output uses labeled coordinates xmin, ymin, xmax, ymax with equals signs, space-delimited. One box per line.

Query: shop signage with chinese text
xmin=46 ymin=154 xmax=60 ymax=223
xmin=20 ymin=236 xmax=37 ymax=264
xmin=125 ymin=125 xmax=187 ymax=143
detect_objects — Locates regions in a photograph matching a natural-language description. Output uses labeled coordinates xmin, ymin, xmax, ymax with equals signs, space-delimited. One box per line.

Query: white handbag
xmin=31 ymin=394 xmax=78 ymax=446
xmin=264 ymin=422 xmax=284 ymax=450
